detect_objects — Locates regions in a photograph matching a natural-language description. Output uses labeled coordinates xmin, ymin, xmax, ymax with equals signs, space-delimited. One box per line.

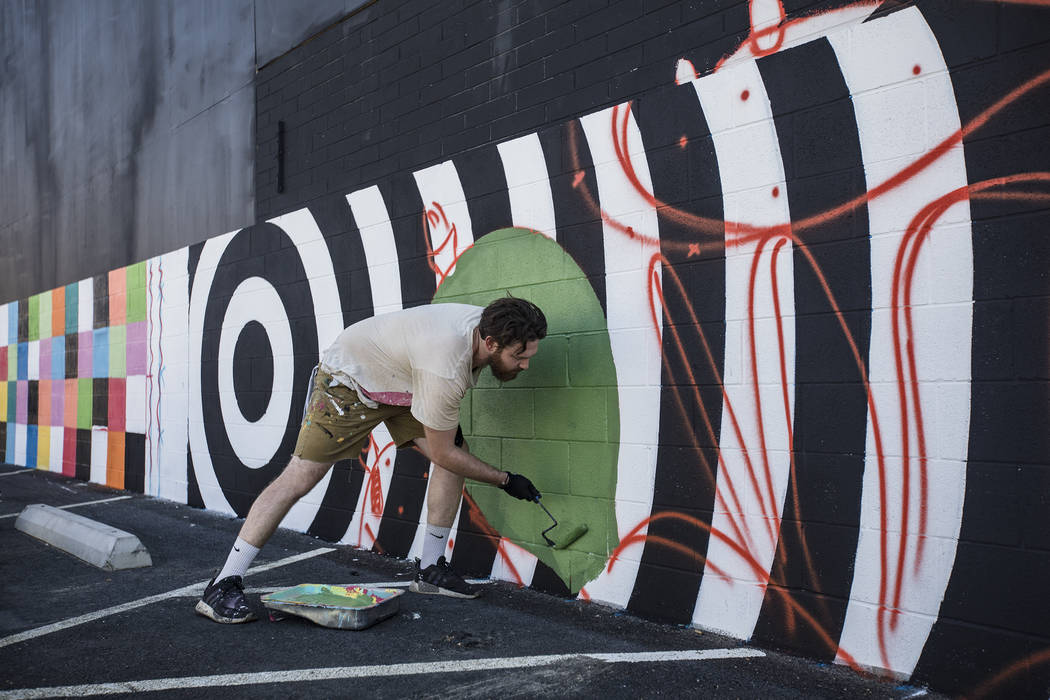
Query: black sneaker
xmin=195 ymin=575 xmax=257 ymax=623
xmin=410 ymin=556 xmax=480 ymax=599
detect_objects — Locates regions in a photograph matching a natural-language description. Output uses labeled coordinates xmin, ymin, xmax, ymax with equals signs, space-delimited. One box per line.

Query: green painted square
xmin=502 ymin=439 xmax=569 ymax=494
xmin=568 ymin=333 xmax=618 ymax=387
xmin=533 ymin=387 xmax=607 ymax=441
xmin=466 ymin=435 xmax=500 ymax=468
xmin=458 ymin=391 xmax=472 ymax=434
xmin=512 ymin=335 xmax=567 ymax=389
xmin=471 ymin=388 xmax=533 ymax=439
xmin=109 ymin=325 xmax=126 ymax=378
xmin=7 ymin=346 xmax=15 ymax=381
xmin=513 ymin=281 xmax=606 ymax=334
xmin=126 ymin=286 xmax=146 ymax=323
xmin=77 ymin=378 xmax=92 ymax=429
xmin=28 ymin=295 xmax=39 ymax=341
xmin=496 ymin=232 xmax=570 ymax=287
xmin=38 ymin=292 xmax=52 ymax=340
xmin=65 ymin=284 xmax=79 ymax=333
xmin=127 ymin=262 xmax=146 ymax=291
xmin=569 ymin=442 xmax=618 ymax=497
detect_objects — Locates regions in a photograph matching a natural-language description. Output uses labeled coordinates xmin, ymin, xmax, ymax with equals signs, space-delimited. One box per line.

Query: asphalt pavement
xmin=0 ymin=465 xmax=947 ymax=699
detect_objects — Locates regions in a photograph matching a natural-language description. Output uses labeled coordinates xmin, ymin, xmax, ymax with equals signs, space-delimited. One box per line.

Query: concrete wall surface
xmin=0 ymin=0 xmax=366 ymax=303
xmin=2 ymin=1 xmax=1049 ymax=697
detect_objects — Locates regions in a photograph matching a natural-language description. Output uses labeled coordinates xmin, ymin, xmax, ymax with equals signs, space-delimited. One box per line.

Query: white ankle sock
xmin=216 ymin=537 xmax=260 ymax=581
xmin=420 ymin=524 xmax=451 ymax=569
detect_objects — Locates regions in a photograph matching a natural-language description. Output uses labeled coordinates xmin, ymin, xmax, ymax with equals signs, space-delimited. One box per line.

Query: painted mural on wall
xmin=2 ymin=0 xmax=1048 ymax=695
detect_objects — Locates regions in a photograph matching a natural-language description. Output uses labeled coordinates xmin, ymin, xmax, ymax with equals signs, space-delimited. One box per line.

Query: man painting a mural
xmin=195 ymin=297 xmax=547 ymax=623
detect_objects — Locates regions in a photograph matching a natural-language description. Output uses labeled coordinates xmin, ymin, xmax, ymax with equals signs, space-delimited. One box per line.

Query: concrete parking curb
xmin=14 ymin=504 xmax=153 ymax=571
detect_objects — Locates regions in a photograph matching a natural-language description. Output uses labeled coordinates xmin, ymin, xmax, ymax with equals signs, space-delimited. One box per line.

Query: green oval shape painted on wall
xmin=432 ymin=227 xmax=620 ymax=594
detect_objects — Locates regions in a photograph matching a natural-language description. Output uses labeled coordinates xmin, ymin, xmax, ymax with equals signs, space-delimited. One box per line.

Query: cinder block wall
xmin=3 ymin=1 xmax=1050 ymax=696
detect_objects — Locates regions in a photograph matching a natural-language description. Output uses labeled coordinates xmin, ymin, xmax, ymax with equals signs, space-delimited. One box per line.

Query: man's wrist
xmin=499 ymin=471 xmax=510 ymax=487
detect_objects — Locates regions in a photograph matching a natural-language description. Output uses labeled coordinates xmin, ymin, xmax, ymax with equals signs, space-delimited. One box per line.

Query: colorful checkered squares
xmin=2 ymin=262 xmax=150 ymax=492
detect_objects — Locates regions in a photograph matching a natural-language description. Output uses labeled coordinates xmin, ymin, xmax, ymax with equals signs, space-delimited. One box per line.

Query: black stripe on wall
xmin=455 ymin=147 xmax=513 ymax=239
xmin=186 ymin=243 xmax=205 ymax=510
xmin=65 ymin=333 xmax=78 ymax=378
xmin=75 ymin=428 xmax=91 ymax=482
xmin=751 ymin=39 xmax=871 ymax=659
xmin=93 ymin=274 xmax=108 ymax=329
xmin=124 ymin=432 xmax=145 ymax=494
xmin=627 ymin=81 xmax=727 ymax=623
xmin=539 ymin=120 xmax=608 ymax=315
xmin=913 ymin=4 xmax=1050 ymax=695
xmin=27 ymin=380 xmax=38 ymax=425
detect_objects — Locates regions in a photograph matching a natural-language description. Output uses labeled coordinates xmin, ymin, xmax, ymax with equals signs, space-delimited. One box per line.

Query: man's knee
xmin=280 ymin=456 xmax=333 ymax=498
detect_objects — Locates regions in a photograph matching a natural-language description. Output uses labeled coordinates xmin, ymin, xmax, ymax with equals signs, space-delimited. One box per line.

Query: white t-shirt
xmin=320 ymin=303 xmax=484 ymax=431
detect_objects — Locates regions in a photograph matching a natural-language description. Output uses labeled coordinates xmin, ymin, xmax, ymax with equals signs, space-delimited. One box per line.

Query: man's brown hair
xmin=478 ymin=296 xmax=547 ymax=350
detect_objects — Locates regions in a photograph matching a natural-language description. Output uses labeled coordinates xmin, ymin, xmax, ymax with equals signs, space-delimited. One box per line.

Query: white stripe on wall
xmin=413 ymin=160 xmax=475 ymax=283
xmin=347 ymin=186 xmax=402 ymax=316
xmin=690 ymin=57 xmax=796 ymax=640
xmin=577 ymin=103 xmax=663 ymax=608
xmin=829 ymin=6 xmax=973 ymax=677
xmin=497 ymin=133 xmax=558 ymax=239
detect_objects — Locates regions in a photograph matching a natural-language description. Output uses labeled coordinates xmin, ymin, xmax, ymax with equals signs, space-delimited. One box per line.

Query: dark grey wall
xmin=0 ymin=0 xmax=364 ymax=304
xmin=255 ymin=0 xmax=372 ymax=67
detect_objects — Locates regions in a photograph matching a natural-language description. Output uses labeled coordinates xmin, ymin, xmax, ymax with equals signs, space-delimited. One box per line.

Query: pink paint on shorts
xmin=359 ymin=387 xmax=413 ymax=407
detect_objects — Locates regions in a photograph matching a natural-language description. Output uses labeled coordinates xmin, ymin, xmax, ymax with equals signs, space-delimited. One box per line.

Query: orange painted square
xmin=64 ymin=378 xmax=78 ymax=428
xmin=108 ymin=268 xmax=127 ymax=326
xmin=38 ymin=380 xmax=51 ymax=426
xmin=106 ymin=431 xmax=125 ymax=489
xmin=52 ymin=286 xmax=66 ymax=338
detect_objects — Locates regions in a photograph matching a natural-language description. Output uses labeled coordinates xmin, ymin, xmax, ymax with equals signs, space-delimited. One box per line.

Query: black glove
xmin=501 ymin=472 xmax=541 ymax=501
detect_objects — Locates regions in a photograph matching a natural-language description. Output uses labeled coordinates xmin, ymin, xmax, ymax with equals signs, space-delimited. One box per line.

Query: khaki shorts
xmin=292 ymin=367 xmax=426 ymax=464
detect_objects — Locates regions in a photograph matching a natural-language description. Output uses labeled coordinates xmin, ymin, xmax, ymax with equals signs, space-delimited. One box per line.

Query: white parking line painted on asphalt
xmin=0 ymin=496 xmax=133 ymax=520
xmin=0 ymin=547 xmax=336 ymax=649
xmin=0 ymin=469 xmax=34 ymax=477
xmin=0 ymin=648 xmax=766 ymax=698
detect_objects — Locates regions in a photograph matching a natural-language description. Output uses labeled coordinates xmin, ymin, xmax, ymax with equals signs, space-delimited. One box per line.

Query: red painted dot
xmin=913 ymin=64 xmax=921 ymax=75
xmin=772 ymin=186 xmax=780 ymax=198
xmin=397 ymin=506 xmax=404 ymax=515
xmin=679 ymin=135 xmax=688 ymax=149
xmin=741 ymin=89 xmax=750 ymax=101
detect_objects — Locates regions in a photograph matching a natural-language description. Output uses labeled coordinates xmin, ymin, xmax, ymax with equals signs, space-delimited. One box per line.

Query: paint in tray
xmin=261 ymin=584 xmax=403 ymax=630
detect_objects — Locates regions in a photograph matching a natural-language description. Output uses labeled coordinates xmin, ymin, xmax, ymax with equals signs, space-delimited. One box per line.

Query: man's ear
xmin=483 ymin=336 xmax=500 ymax=353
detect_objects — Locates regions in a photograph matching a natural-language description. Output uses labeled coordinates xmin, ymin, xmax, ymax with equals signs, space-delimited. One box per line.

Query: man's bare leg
xmin=409 ymin=437 xmax=478 ymax=598
xmin=196 ymin=456 xmax=333 ymax=623
xmin=237 ymin=455 xmax=334 ymax=546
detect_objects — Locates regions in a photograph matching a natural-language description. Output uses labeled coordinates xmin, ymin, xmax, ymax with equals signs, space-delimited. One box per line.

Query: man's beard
xmin=490 ymin=357 xmax=520 ymax=382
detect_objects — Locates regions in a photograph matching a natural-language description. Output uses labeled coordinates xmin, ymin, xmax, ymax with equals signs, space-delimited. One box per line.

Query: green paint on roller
xmin=552 ymin=523 xmax=589 ymax=550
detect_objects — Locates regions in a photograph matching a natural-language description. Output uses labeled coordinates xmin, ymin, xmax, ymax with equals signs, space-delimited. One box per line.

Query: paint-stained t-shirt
xmin=320 ymin=303 xmax=483 ymax=431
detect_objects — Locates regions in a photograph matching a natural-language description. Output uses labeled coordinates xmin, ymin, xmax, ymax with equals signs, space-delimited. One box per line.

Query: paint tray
xmin=261 ymin=584 xmax=402 ymax=630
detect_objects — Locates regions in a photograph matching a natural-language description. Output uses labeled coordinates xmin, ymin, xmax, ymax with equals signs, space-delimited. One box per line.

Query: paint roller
xmin=534 ymin=497 xmax=588 ymax=550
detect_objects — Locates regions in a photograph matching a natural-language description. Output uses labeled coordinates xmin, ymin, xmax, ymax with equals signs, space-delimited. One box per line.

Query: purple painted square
xmin=78 ymin=331 xmax=93 ymax=378
xmin=16 ymin=381 xmax=27 ymax=424
xmin=39 ymin=338 xmax=52 ymax=380
xmin=51 ymin=378 xmax=64 ymax=426
xmin=126 ymin=321 xmax=147 ymax=375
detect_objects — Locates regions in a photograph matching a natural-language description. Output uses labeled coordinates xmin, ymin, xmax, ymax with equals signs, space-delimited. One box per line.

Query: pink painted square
xmin=51 ymin=377 xmax=64 ymax=426
xmin=126 ymin=321 xmax=147 ymax=376
xmin=16 ymin=381 xmax=27 ymax=424
xmin=39 ymin=337 xmax=52 ymax=380
xmin=78 ymin=331 xmax=93 ymax=378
